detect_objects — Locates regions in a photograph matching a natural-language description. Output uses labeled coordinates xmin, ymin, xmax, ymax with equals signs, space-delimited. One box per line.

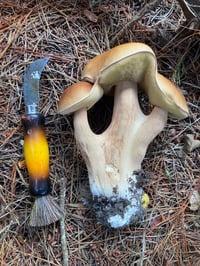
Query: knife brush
xmin=21 ymin=113 xmax=63 ymax=226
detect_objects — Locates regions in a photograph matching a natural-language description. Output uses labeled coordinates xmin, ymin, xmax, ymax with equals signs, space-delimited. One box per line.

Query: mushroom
xmin=58 ymin=42 xmax=189 ymax=228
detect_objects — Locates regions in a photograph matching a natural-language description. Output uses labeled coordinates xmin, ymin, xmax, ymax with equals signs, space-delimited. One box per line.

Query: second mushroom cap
xmin=82 ymin=42 xmax=189 ymax=120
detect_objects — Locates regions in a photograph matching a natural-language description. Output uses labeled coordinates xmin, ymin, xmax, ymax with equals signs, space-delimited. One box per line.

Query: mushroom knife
xmin=21 ymin=58 xmax=51 ymax=197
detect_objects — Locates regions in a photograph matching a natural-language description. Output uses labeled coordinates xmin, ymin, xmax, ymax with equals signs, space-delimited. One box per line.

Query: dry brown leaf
xmin=17 ymin=160 xmax=25 ymax=169
xmin=184 ymin=134 xmax=200 ymax=152
xmin=150 ymin=214 xmax=166 ymax=227
xmin=83 ymin=10 xmax=98 ymax=23
xmin=189 ymin=190 xmax=200 ymax=211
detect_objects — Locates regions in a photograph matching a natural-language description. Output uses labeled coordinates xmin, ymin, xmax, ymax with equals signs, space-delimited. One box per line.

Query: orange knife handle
xmin=21 ymin=113 xmax=51 ymax=196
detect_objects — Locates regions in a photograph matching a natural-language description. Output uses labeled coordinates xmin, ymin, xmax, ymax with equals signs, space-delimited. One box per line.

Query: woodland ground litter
xmin=0 ymin=0 xmax=200 ymax=265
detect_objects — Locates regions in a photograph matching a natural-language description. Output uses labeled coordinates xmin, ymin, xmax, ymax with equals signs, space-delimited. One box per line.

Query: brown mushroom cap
xmin=82 ymin=42 xmax=189 ymax=119
xmin=58 ymin=81 xmax=103 ymax=115
xmin=153 ymin=73 xmax=189 ymax=119
xmin=82 ymin=42 xmax=155 ymax=84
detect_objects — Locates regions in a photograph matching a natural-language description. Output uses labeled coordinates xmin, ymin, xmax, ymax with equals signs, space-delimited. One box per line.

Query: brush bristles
xmin=29 ymin=195 xmax=64 ymax=227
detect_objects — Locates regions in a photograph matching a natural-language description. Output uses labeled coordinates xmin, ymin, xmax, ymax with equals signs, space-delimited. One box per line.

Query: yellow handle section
xmin=24 ymin=127 xmax=49 ymax=179
xmin=22 ymin=113 xmax=51 ymax=196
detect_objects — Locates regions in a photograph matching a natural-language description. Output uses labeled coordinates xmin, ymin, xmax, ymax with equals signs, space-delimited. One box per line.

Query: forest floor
xmin=0 ymin=0 xmax=199 ymax=265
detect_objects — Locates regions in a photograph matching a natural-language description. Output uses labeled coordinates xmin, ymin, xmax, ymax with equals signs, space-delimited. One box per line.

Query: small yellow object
xmin=142 ymin=193 xmax=150 ymax=209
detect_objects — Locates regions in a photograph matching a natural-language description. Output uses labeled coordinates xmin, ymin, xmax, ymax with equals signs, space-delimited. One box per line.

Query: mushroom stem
xmin=74 ymin=81 xmax=168 ymax=228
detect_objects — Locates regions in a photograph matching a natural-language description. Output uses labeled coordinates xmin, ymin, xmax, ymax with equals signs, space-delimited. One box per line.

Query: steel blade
xmin=23 ymin=57 xmax=50 ymax=113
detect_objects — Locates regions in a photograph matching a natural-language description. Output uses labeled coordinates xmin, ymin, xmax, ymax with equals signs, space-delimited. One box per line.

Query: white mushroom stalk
xmin=73 ymin=81 xmax=168 ymax=228
xmin=58 ymin=42 xmax=189 ymax=228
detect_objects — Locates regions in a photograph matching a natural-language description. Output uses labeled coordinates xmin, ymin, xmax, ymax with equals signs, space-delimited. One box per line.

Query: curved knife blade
xmin=23 ymin=57 xmax=50 ymax=113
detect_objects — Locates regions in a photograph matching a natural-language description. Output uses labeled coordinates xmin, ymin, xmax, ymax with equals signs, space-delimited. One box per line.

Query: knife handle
xmin=21 ymin=113 xmax=51 ymax=196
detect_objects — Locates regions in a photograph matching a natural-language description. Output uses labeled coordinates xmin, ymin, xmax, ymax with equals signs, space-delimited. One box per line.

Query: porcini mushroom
xmin=58 ymin=42 xmax=189 ymax=228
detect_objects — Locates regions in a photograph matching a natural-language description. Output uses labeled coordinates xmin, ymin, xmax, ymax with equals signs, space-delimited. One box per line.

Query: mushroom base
xmin=83 ymin=170 xmax=149 ymax=229
xmin=92 ymin=192 xmax=146 ymax=229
